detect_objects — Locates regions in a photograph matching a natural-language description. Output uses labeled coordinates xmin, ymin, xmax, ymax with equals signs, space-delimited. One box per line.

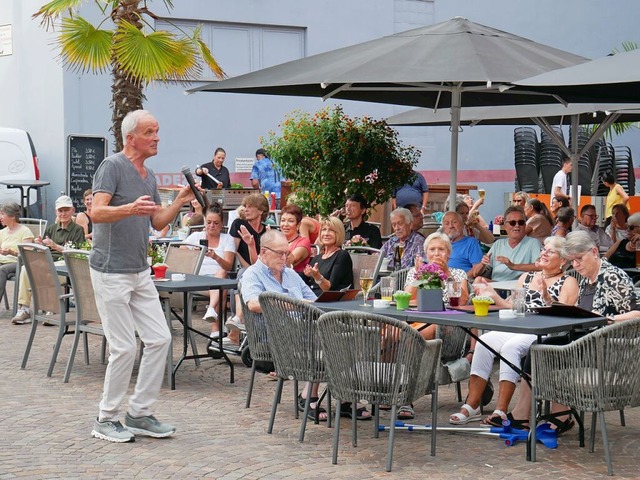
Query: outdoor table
xmin=152 ymin=273 xmax=238 ymax=389
xmin=0 ymin=179 xmax=50 ymax=217
xmin=315 ymin=299 xmax=607 ymax=461
xmin=56 ymin=264 xmax=238 ymax=389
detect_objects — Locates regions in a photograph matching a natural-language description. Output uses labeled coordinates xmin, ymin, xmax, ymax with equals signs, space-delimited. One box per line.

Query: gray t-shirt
xmin=89 ymin=152 xmax=160 ymax=273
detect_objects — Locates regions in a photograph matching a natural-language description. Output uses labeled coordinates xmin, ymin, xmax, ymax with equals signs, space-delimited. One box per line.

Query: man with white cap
xmin=11 ymin=194 xmax=85 ymax=324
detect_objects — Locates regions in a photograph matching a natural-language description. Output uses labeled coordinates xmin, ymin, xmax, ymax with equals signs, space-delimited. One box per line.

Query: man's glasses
xmin=506 ymin=220 xmax=526 ymax=226
xmin=583 ymin=213 xmax=598 ymax=219
xmin=263 ymin=246 xmax=289 ymax=257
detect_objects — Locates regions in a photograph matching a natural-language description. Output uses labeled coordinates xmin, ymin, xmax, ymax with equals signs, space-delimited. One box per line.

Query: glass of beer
xmin=478 ymin=189 xmax=486 ymax=200
xmin=380 ymin=276 xmax=396 ymax=301
xmin=359 ymin=269 xmax=374 ymax=306
xmin=447 ymin=280 xmax=462 ymax=307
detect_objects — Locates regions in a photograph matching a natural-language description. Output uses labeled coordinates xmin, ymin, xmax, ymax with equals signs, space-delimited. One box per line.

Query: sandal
xmin=298 ymin=394 xmax=319 ymax=413
xmin=265 ymin=371 xmax=278 ymax=381
xmin=449 ymin=403 xmax=482 ymax=425
xmin=306 ymin=405 xmax=328 ymax=422
xmin=482 ymin=410 xmax=530 ymax=430
xmin=340 ymin=402 xmax=372 ymax=421
xmin=397 ymin=404 xmax=415 ymax=420
xmin=543 ymin=416 xmax=575 ymax=435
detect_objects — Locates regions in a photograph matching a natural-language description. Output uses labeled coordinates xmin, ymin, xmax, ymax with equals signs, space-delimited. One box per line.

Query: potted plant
xmin=410 ymin=263 xmax=449 ymax=311
xmin=471 ymin=295 xmax=495 ymax=316
xmin=261 ymin=105 xmax=420 ymax=216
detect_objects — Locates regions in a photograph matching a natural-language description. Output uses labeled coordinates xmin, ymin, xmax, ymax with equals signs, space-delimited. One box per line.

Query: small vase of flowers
xmin=410 ymin=263 xmax=448 ymax=311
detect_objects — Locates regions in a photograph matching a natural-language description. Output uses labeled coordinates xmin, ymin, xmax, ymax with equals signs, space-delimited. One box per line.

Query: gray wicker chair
xmin=317 ymin=310 xmax=442 ymax=472
xmin=18 ymin=243 xmax=75 ymax=377
xmin=530 ymin=318 xmax=640 ymax=475
xmin=345 ymin=246 xmax=384 ymax=288
xmin=239 ymin=288 xmax=277 ymax=409
xmin=435 ymin=324 xmax=470 ymax=403
xmin=258 ymin=291 xmax=328 ymax=442
xmin=62 ymin=250 xmax=107 ymax=383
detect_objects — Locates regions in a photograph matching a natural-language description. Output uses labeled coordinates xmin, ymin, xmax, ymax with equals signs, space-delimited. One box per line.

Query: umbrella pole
xmin=449 ymin=88 xmax=461 ymax=211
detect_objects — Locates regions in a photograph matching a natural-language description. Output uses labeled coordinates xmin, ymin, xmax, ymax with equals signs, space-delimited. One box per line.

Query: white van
xmin=0 ymin=127 xmax=41 ymax=210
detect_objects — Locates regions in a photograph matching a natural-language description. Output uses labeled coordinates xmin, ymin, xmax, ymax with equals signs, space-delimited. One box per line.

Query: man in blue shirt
xmin=392 ymin=170 xmax=429 ymax=214
xmin=250 ymin=148 xmax=283 ymax=205
xmin=441 ymin=211 xmax=484 ymax=278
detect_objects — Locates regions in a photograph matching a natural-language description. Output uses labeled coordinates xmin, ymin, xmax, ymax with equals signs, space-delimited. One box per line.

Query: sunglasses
xmin=506 ymin=220 xmax=526 ymax=226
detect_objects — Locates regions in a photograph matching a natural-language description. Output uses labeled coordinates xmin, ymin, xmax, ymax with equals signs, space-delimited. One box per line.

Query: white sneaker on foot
xmin=209 ymin=329 xmax=226 ymax=340
xmin=203 ymin=307 xmax=218 ymax=322
xmin=12 ymin=308 xmax=31 ymax=325
xmin=225 ymin=315 xmax=245 ymax=332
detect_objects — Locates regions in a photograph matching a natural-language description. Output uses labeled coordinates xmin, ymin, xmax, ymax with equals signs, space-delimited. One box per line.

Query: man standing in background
xmin=392 ymin=169 xmax=429 ymax=214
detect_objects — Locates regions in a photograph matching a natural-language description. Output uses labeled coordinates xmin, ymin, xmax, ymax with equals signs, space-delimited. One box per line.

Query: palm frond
xmin=191 ymin=24 xmax=225 ymax=79
xmin=113 ymin=21 xmax=203 ymax=84
xmin=32 ymin=0 xmax=85 ymax=29
xmin=58 ymin=16 xmax=112 ymax=73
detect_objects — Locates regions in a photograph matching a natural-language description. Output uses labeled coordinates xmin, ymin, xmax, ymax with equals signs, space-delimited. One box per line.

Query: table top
xmin=487 ymin=280 xmax=519 ymax=291
xmin=152 ymin=273 xmax=237 ymax=292
xmin=0 ymin=179 xmax=50 ymax=188
xmin=316 ymin=300 xmax=607 ymax=336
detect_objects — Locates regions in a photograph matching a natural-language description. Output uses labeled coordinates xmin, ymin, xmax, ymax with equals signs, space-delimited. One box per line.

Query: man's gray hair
xmin=390 ymin=207 xmax=412 ymax=224
xmin=121 ymin=109 xmax=152 ymax=146
xmin=562 ymin=230 xmax=597 ymax=257
xmin=260 ymin=229 xmax=286 ymax=248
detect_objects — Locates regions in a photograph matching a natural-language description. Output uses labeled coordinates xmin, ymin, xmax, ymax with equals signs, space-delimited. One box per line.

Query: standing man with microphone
xmin=89 ymin=109 xmax=195 ymax=443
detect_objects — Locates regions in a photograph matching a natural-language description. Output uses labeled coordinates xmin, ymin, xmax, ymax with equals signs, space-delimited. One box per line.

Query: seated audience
xmin=405 ymin=203 xmax=426 ymax=238
xmin=0 ymin=202 xmax=34 ymax=308
xmin=448 ymin=195 xmax=494 ymax=245
xmin=524 ymin=198 xmax=553 ymax=243
xmin=184 ymin=204 xmax=235 ymax=339
xmin=549 ymin=195 xmax=570 ymax=219
xmin=240 ymin=230 xmax=325 ymax=420
xmin=342 ymin=193 xmax=382 ymax=249
xmin=440 ymin=211 xmax=484 ymax=278
xmin=75 ymin=188 xmax=94 ymax=240
xmin=280 ymin=204 xmax=312 ymax=274
xmin=574 ymin=204 xmax=613 ymax=250
xmin=12 ymin=195 xmax=85 ymax=324
xmin=511 ymin=191 xmax=530 ymax=208
xmin=605 ymin=203 xmax=630 ymax=243
xmin=604 ymin=211 xmax=640 ymax=269
xmin=550 ymin=207 xmax=574 ymax=238
xmin=381 ymin=208 xmax=424 ymax=270
xmin=501 ymin=231 xmax=638 ymax=433
xmin=450 ymin=236 xmax=578 ymax=426
xmin=303 ymin=216 xmax=353 ymax=295
xmin=475 ymin=206 xmax=541 ymax=282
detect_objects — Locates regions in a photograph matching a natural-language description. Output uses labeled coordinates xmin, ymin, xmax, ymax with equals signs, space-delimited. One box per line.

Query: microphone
xmin=181 ymin=166 xmax=206 ymax=207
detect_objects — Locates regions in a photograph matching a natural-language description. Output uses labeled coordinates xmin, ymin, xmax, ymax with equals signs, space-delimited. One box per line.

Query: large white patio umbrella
xmin=187 ymin=17 xmax=588 ymax=206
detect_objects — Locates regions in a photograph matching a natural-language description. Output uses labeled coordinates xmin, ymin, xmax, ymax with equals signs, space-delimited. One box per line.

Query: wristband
xmin=315 ymin=275 xmax=324 ymax=285
xmin=467 ymin=350 xmax=474 ymax=355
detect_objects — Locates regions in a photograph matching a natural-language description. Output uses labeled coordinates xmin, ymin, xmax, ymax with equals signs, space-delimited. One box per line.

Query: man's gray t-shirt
xmin=90 ymin=152 xmax=160 ymax=273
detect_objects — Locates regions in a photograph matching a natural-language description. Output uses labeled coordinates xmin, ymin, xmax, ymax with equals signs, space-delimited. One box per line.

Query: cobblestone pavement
xmin=1 ymin=290 xmax=639 ymax=479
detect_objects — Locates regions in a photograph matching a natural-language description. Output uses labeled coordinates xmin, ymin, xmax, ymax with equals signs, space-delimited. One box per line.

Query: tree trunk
xmin=110 ymin=1 xmax=145 ymax=152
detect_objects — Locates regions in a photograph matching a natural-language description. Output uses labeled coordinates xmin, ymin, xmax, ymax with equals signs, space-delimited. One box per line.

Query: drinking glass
xmin=447 ymin=280 xmax=462 ymax=307
xmin=511 ymin=288 xmax=526 ymax=317
xmin=478 ymin=189 xmax=486 ymax=199
xmin=359 ymin=268 xmax=374 ymax=307
xmin=380 ymin=276 xmax=396 ymax=301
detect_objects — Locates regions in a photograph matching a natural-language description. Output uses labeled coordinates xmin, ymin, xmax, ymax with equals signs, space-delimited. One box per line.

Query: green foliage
xmin=262 ymin=106 xmax=419 ymax=216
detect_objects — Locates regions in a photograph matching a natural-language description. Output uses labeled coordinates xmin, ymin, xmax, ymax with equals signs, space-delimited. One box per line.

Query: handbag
xmin=444 ymin=357 xmax=471 ymax=383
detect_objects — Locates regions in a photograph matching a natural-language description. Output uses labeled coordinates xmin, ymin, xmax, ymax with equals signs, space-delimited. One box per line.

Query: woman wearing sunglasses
xmin=475 ymin=206 xmax=542 ymax=282
xmin=604 ymin=211 xmax=640 ymax=269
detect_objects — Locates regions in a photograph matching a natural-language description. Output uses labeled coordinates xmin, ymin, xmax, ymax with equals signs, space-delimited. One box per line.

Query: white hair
xmin=121 ymin=109 xmax=153 ymax=146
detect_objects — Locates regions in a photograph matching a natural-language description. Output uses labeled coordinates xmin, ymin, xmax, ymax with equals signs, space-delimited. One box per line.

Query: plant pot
xmin=472 ymin=300 xmax=491 ymax=316
xmin=417 ymin=288 xmax=444 ymax=312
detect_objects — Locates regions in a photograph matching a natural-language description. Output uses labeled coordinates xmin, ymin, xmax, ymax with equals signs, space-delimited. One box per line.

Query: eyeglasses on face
xmin=263 ymin=246 xmax=288 ymax=257
xmin=513 ymin=198 xmax=525 ymax=203
xmin=583 ymin=213 xmax=598 ymax=219
xmin=540 ymin=248 xmax=559 ymax=256
xmin=506 ymin=220 xmax=526 ymax=226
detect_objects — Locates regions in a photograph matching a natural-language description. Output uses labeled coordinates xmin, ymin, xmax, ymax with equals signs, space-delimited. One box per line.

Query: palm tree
xmin=34 ymin=0 xmax=225 ymax=151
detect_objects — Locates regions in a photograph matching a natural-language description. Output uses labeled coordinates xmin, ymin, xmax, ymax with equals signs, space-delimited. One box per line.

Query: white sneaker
xmin=203 ymin=307 xmax=218 ymax=322
xmin=225 ymin=315 xmax=245 ymax=332
xmin=12 ymin=308 xmax=31 ymax=325
xmin=209 ymin=330 xmax=226 ymax=340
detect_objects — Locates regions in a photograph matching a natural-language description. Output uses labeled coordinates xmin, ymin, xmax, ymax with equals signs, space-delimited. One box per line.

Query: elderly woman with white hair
xmin=451 ymin=236 xmax=579 ymax=426
xmin=496 ymin=231 xmax=639 ymax=434
xmin=0 ymin=202 xmax=34 ymax=306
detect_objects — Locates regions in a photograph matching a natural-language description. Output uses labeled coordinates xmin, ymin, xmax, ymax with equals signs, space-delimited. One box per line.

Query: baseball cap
xmin=55 ymin=195 xmax=74 ymax=210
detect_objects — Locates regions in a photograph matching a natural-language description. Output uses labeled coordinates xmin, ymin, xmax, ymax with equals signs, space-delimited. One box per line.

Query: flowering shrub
xmin=261 ymin=105 xmax=419 ymax=216
xmin=410 ymin=263 xmax=449 ymax=290
xmin=493 ymin=215 xmax=504 ymax=226
xmin=345 ymin=234 xmax=368 ymax=247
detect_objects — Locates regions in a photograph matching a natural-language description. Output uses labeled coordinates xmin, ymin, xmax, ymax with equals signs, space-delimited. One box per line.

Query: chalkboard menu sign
xmin=67 ymin=135 xmax=107 ymax=210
